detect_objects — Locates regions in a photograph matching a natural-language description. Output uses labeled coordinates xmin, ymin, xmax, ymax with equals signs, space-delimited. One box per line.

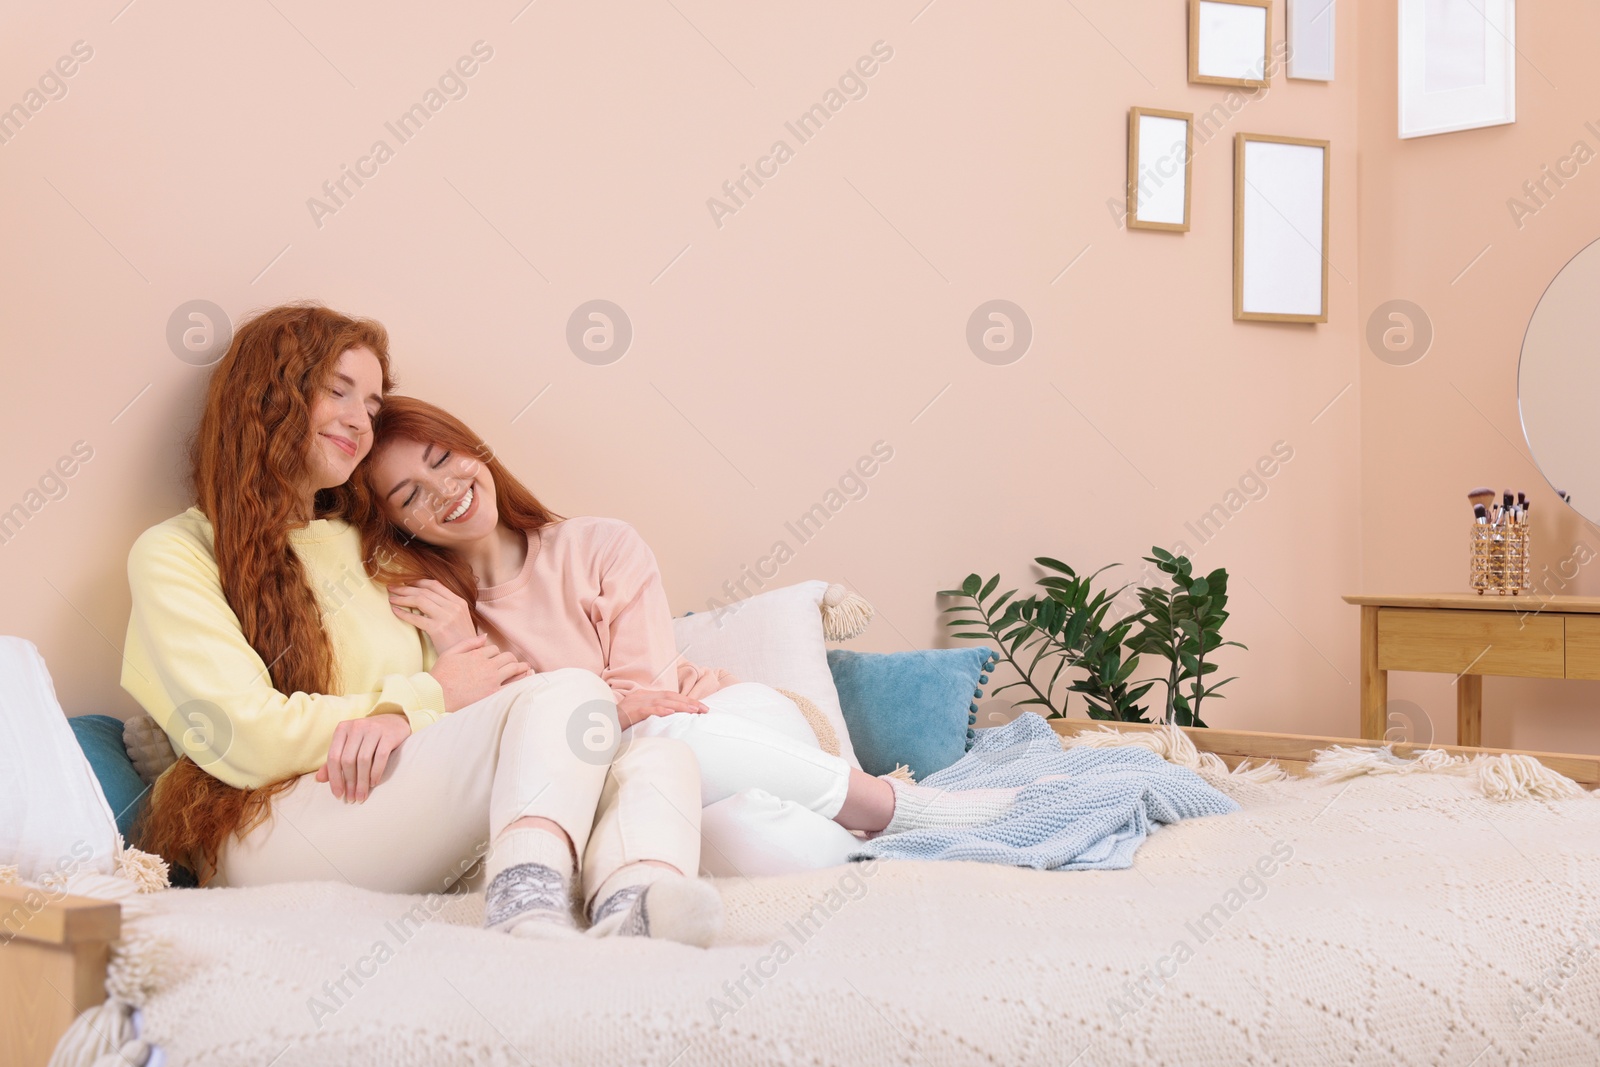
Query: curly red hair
xmin=137 ymin=303 xmax=393 ymax=881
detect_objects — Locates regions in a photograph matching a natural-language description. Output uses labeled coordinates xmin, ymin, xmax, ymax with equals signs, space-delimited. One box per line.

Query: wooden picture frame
xmin=1189 ymin=0 xmax=1272 ymax=88
xmin=1287 ymin=0 xmax=1336 ymax=81
xmin=1233 ymin=133 xmax=1330 ymax=323
xmin=1127 ymin=108 xmax=1194 ymax=232
xmin=1398 ymin=0 xmax=1516 ymax=138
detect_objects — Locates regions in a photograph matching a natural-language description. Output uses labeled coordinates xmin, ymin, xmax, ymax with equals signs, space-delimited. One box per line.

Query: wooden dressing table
xmin=1344 ymin=594 xmax=1600 ymax=746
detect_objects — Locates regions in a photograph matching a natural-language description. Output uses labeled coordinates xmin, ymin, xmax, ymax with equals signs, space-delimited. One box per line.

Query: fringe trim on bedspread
xmin=1059 ymin=723 xmax=1589 ymax=800
xmin=1306 ymin=745 xmax=1587 ymax=800
xmin=1059 ymin=724 xmax=1289 ymax=783
xmin=1062 ymin=726 xmax=1587 ymax=799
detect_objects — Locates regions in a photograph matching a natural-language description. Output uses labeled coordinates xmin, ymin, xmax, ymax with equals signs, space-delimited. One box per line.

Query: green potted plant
xmin=939 ymin=547 xmax=1244 ymax=727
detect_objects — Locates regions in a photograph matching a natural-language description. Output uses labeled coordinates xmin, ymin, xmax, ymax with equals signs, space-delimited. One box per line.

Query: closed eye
xmin=433 ymin=450 xmax=451 ymax=469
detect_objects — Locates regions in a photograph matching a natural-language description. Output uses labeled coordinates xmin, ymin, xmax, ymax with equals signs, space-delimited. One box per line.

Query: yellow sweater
xmin=122 ymin=507 xmax=446 ymax=789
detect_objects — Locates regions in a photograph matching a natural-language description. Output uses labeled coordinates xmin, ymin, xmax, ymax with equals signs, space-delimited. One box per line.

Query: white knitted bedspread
xmin=107 ymin=769 xmax=1600 ymax=1066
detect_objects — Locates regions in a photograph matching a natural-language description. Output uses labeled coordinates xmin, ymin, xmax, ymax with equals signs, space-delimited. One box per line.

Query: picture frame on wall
xmin=1398 ymin=0 xmax=1515 ymax=138
xmin=1127 ymin=108 xmax=1194 ymax=232
xmin=1189 ymin=0 xmax=1272 ymax=88
xmin=1234 ymin=133 xmax=1330 ymax=323
xmin=1287 ymin=0 xmax=1335 ymax=82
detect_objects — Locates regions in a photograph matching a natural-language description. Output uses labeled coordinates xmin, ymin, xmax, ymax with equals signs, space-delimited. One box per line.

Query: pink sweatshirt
xmin=474 ymin=516 xmax=736 ymax=699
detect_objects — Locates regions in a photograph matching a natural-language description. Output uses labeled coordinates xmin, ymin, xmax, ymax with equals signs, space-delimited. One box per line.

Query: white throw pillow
xmin=673 ymin=579 xmax=861 ymax=769
xmin=0 ymin=637 xmax=119 ymax=883
xmin=699 ymin=788 xmax=861 ymax=877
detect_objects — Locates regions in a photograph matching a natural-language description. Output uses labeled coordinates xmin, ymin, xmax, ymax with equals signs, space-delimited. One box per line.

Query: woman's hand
xmin=316 ymin=712 xmax=411 ymax=803
xmin=616 ymin=688 xmax=708 ymax=730
xmin=389 ymin=578 xmax=477 ymax=651
xmin=430 ymin=634 xmax=530 ymax=711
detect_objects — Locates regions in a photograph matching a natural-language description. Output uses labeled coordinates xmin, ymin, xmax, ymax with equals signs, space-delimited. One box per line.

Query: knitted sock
xmin=484 ymin=827 xmax=580 ymax=940
xmin=881 ymin=777 xmax=1019 ymax=835
xmin=586 ymin=863 xmax=722 ymax=948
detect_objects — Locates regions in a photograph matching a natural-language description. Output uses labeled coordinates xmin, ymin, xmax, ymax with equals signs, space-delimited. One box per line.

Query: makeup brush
xmin=1468 ymin=486 xmax=1496 ymax=511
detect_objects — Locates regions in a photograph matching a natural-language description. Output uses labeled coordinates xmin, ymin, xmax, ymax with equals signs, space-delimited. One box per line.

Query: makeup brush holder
xmin=1469 ymin=521 xmax=1531 ymax=595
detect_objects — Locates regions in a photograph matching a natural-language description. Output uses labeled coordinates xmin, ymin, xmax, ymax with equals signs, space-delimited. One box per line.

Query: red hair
xmin=349 ymin=395 xmax=561 ymax=623
xmin=137 ymin=303 xmax=394 ymax=881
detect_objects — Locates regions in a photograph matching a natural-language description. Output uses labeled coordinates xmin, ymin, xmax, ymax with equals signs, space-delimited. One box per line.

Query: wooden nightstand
xmin=1343 ymin=594 xmax=1600 ymax=746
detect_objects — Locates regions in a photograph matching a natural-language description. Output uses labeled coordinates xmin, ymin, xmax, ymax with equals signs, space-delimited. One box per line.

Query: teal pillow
xmin=67 ymin=714 xmax=149 ymax=841
xmin=826 ymin=647 xmax=998 ymax=779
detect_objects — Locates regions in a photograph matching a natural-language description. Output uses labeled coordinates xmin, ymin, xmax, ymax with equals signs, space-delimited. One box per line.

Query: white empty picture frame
xmin=1234 ymin=133 xmax=1330 ymax=323
xmin=1127 ymin=108 xmax=1194 ymax=232
xmin=1190 ymin=0 xmax=1272 ymax=88
xmin=1399 ymin=0 xmax=1515 ymax=138
xmin=1287 ymin=0 xmax=1335 ymax=81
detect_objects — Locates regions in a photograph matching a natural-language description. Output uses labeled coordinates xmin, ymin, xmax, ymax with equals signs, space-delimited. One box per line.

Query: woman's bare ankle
xmin=832 ymin=770 xmax=894 ymax=833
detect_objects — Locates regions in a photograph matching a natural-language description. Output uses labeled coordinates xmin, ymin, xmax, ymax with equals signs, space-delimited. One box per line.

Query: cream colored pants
xmin=215 ymin=668 xmax=702 ymax=905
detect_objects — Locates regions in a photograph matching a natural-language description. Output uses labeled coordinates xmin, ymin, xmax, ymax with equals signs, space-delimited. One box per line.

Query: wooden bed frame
xmin=3 ymin=722 xmax=1594 ymax=1067
xmin=1 ymin=883 xmax=120 ymax=1067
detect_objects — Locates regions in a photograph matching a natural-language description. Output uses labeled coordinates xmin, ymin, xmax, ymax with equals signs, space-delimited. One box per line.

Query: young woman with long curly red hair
xmin=122 ymin=304 xmax=721 ymax=944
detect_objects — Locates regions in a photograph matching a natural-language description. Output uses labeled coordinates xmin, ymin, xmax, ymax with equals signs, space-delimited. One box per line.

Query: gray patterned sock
xmin=587 ymin=872 xmax=722 ymax=947
xmin=589 ymin=883 xmax=651 ymax=936
xmin=484 ymin=827 xmax=580 ymax=939
xmin=485 ymin=862 xmax=580 ymax=939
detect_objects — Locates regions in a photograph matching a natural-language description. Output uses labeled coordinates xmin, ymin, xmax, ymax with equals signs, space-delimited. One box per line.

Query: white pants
xmin=216 ymin=668 xmax=703 ymax=905
xmin=625 ymin=683 xmax=863 ymax=876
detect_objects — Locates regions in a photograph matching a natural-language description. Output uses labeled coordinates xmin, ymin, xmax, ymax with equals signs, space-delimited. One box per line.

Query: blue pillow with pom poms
xmin=825 ymin=646 xmax=998 ymax=779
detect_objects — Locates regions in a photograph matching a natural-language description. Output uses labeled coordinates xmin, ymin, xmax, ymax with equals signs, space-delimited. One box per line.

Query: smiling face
xmin=369 ymin=436 xmax=501 ymax=547
xmin=305 ymin=346 xmax=385 ymax=493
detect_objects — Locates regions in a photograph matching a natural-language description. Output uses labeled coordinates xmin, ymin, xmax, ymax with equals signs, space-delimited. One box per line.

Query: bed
xmin=9 ymin=719 xmax=1600 ymax=1067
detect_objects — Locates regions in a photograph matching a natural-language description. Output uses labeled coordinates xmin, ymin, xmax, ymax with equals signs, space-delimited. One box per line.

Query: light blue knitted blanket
xmin=849 ymin=713 xmax=1239 ymax=871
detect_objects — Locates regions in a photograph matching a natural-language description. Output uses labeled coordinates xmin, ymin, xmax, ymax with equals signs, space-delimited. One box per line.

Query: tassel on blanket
xmin=884 ymin=764 xmax=916 ymax=783
xmin=820 ymin=584 xmax=873 ymax=641
xmin=1306 ymin=745 xmax=1585 ymax=800
xmin=1059 ymin=723 xmax=1287 ymax=781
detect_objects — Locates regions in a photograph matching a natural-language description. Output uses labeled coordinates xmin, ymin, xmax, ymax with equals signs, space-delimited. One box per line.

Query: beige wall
xmin=1358 ymin=1 xmax=1600 ymax=753
xmin=1 ymin=0 xmax=1524 ymax=748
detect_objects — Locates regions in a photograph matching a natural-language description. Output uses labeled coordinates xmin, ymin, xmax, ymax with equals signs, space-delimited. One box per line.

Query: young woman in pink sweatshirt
xmin=353 ymin=397 xmax=1020 ymax=866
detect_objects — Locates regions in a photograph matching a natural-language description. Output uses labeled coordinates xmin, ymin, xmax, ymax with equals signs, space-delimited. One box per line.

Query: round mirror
xmin=1519 ymin=237 xmax=1600 ymax=525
